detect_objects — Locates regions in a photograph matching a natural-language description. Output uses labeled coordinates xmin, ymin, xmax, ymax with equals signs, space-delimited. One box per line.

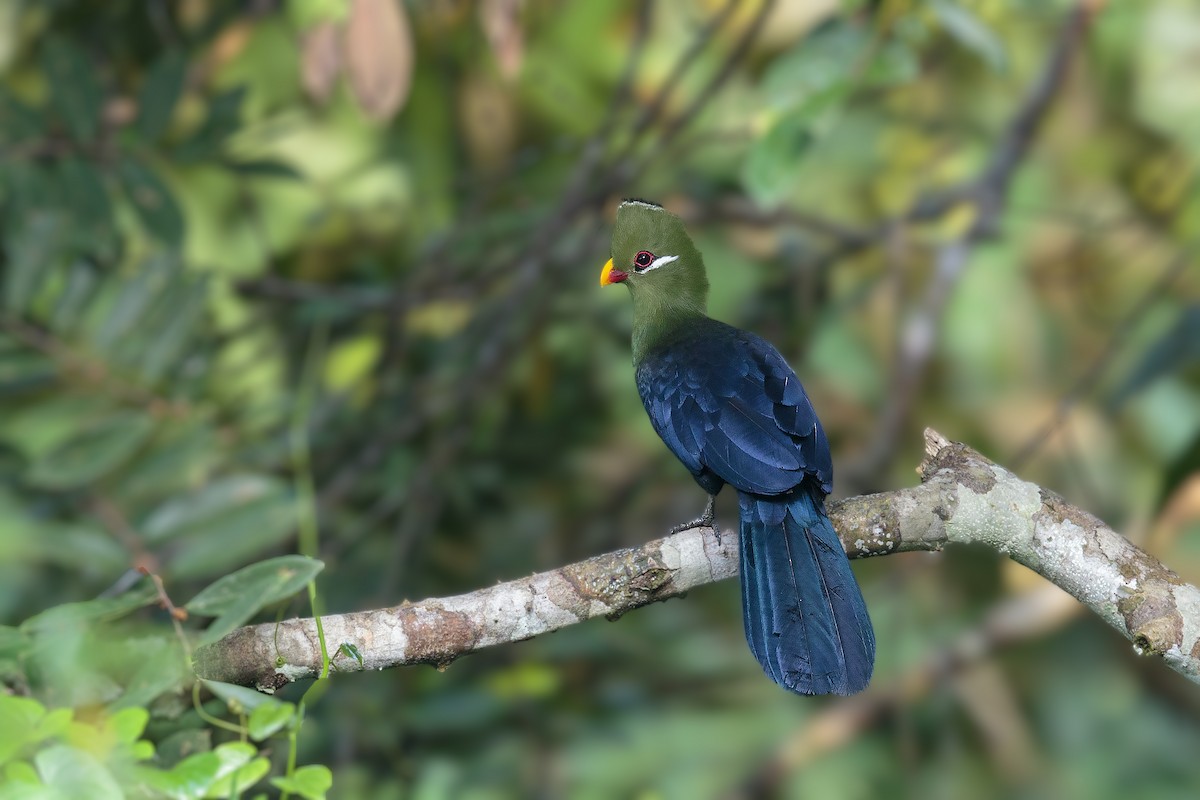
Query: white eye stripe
xmin=640 ymin=254 xmax=679 ymax=273
xmin=620 ymin=200 xmax=665 ymax=212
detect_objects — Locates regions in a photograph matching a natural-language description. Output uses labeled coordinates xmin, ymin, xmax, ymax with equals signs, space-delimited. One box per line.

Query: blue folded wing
xmin=635 ymin=321 xmax=831 ymax=496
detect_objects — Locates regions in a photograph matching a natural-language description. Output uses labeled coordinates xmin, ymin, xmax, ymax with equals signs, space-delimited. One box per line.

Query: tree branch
xmin=193 ymin=429 xmax=1200 ymax=691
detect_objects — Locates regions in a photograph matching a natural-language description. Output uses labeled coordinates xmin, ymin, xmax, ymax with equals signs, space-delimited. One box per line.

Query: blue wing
xmin=635 ymin=319 xmax=832 ymax=497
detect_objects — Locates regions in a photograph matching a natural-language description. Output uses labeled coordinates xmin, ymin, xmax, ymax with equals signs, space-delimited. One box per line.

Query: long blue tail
xmin=738 ymin=487 xmax=875 ymax=695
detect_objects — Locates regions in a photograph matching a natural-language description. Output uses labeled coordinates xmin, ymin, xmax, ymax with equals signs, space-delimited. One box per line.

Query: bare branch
xmin=193 ymin=429 xmax=1200 ymax=691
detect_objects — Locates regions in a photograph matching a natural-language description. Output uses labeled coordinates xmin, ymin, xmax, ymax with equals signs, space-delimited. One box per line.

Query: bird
xmin=599 ymin=199 xmax=875 ymax=695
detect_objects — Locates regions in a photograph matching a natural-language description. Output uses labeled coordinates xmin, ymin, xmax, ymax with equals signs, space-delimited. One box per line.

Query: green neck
xmin=630 ymin=287 xmax=707 ymax=364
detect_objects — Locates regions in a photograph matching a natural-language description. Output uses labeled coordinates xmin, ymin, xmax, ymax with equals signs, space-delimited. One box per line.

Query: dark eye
xmin=634 ymin=251 xmax=654 ymax=270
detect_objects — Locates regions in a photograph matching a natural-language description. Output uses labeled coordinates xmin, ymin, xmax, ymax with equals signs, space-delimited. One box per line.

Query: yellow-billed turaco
xmin=600 ymin=199 xmax=875 ymax=695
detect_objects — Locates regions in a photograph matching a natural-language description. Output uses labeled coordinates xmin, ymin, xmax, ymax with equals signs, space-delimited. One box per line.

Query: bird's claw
xmin=668 ymin=495 xmax=718 ymax=542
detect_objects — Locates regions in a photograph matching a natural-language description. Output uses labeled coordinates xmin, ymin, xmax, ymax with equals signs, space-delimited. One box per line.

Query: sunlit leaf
xmin=105 ymin=707 xmax=150 ymax=746
xmin=204 ymin=746 xmax=269 ymax=798
xmin=271 ymin=764 xmax=333 ymax=799
xmin=0 ymin=695 xmax=46 ymax=765
xmin=137 ymin=750 xmax=222 ymax=798
xmin=247 ymin=702 xmax=295 ymax=741
xmin=1136 ymin=3 xmax=1200 ymax=151
xmin=34 ymin=744 xmax=123 ymax=800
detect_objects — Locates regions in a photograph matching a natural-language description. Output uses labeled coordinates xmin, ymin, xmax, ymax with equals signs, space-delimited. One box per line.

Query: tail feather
xmin=738 ymin=488 xmax=875 ymax=695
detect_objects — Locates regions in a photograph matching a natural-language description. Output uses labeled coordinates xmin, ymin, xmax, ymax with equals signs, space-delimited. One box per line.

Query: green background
xmin=1 ymin=0 xmax=1199 ymax=797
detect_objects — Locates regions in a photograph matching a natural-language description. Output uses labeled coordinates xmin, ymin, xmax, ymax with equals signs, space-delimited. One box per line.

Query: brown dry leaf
xmin=480 ymin=0 xmax=523 ymax=80
xmin=346 ymin=0 xmax=415 ymax=122
xmin=301 ymin=21 xmax=344 ymax=106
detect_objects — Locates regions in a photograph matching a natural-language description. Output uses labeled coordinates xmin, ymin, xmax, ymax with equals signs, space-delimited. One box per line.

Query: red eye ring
xmin=633 ymin=251 xmax=654 ymax=270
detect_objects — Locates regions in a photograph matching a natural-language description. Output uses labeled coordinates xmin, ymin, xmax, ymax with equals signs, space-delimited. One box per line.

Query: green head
xmin=600 ymin=200 xmax=709 ymax=321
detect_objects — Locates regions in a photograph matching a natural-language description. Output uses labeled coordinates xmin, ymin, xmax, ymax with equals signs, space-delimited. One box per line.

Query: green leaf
xmin=932 ymin=0 xmax=1006 ymax=71
xmin=188 ymin=555 xmax=324 ymax=616
xmin=175 ymin=86 xmax=247 ymax=161
xmin=4 ymin=760 xmax=41 ymax=786
xmin=2 ymin=211 xmax=66 ymax=312
xmin=743 ymin=88 xmax=844 ymax=206
xmin=201 ymin=680 xmax=286 ymax=716
xmin=105 ymin=707 xmax=149 ymax=745
xmin=138 ymin=273 xmax=209 ymax=382
xmin=140 ymin=740 xmax=265 ymax=800
xmin=1109 ymin=306 xmax=1200 ymax=408
xmin=0 ymin=343 xmax=55 ymax=397
xmin=91 ymin=253 xmax=179 ymax=350
xmin=20 ymin=582 xmax=156 ymax=634
xmin=0 ymin=696 xmax=46 ymax=765
xmin=56 ymin=157 xmax=117 ymax=258
xmin=204 ymin=751 xmax=270 ymax=799
xmin=138 ymin=50 xmax=188 ymax=141
xmin=761 ymin=22 xmax=859 ymax=109
xmin=25 ymin=409 xmax=156 ymax=490
xmin=866 ymin=39 xmax=920 ymax=88
xmin=0 ymin=88 xmax=45 ymax=142
xmin=40 ymin=37 xmax=103 ymax=142
xmin=50 ymin=260 xmax=101 ymax=332
xmin=141 ymin=475 xmax=297 ymax=580
xmin=138 ymin=750 xmax=222 ymax=799
xmin=113 ymin=420 xmax=221 ymax=502
xmin=187 ymin=555 xmax=322 ymax=644
xmin=154 ymin=729 xmax=212 ymax=770
xmin=336 ymin=642 xmax=363 ymax=668
xmin=111 ymin=637 xmax=189 ymax=710
xmin=117 ymin=157 xmax=186 ymax=248
xmin=271 ymin=764 xmax=333 ymax=800
xmin=0 ymin=625 xmax=28 ymax=660
xmin=247 ymin=702 xmax=295 ymax=741
xmin=35 ymin=744 xmax=123 ymax=800
xmin=143 ymin=475 xmax=285 ymax=543
xmin=32 ymin=709 xmax=72 ymax=747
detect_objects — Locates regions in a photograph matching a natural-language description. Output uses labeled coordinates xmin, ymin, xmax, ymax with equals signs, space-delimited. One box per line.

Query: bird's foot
xmin=668 ymin=495 xmax=718 ymax=540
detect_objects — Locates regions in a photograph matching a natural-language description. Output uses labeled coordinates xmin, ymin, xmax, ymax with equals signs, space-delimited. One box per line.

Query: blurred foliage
xmin=0 ymin=0 xmax=1199 ymax=797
